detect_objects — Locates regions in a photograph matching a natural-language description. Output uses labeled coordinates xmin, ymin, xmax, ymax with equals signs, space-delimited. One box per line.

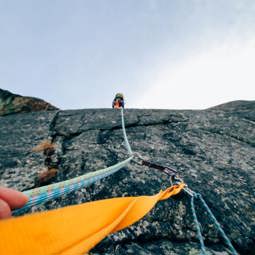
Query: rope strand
xmin=196 ymin=193 xmax=238 ymax=255
xmin=190 ymin=195 xmax=207 ymax=255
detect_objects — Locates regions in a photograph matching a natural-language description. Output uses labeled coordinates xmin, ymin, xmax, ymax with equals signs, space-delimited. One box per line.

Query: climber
xmin=112 ymin=93 xmax=124 ymax=109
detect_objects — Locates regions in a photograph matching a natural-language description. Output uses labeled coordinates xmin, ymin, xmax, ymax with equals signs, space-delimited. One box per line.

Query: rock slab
xmin=0 ymin=100 xmax=254 ymax=254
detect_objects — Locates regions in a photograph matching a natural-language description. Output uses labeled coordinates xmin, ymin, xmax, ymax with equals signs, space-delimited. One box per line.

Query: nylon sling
xmin=0 ymin=183 xmax=184 ymax=255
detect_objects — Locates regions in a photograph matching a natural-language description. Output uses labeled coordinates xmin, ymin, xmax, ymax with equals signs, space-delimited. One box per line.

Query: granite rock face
xmin=0 ymin=100 xmax=254 ymax=255
xmin=0 ymin=88 xmax=58 ymax=116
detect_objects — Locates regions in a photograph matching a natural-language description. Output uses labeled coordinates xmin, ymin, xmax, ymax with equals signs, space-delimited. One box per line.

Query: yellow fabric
xmin=0 ymin=183 xmax=184 ymax=255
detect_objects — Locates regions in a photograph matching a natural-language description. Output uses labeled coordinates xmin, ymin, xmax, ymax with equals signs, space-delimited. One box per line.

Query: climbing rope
xmin=121 ymin=107 xmax=132 ymax=155
xmin=13 ymin=157 xmax=133 ymax=215
xmin=190 ymin=195 xmax=207 ymax=255
xmin=196 ymin=193 xmax=238 ymax=255
xmin=185 ymin=187 xmax=238 ymax=255
xmin=13 ymin=108 xmax=133 ymax=215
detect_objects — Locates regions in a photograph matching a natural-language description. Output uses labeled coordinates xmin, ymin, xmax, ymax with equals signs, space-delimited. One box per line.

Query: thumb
xmin=0 ymin=198 xmax=11 ymax=219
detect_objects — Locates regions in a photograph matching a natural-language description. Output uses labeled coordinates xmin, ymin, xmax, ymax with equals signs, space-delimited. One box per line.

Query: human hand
xmin=0 ymin=187 xmax=28 ymax=219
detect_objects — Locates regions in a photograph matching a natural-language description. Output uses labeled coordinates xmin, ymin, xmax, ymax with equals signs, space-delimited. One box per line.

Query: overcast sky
xmin=0 ymin=0 xmax=254 ymax=109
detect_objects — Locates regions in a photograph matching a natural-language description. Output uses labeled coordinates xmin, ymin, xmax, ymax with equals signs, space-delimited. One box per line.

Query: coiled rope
xmin=13 ymin=108 xmax=133 ymax=215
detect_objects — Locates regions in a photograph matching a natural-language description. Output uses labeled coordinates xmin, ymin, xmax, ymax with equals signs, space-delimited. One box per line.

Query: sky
xmin=0 ymin=0 xmax=254 ymax=110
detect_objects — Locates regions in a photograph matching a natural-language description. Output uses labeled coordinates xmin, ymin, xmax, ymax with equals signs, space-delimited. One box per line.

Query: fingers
xmin=0 ymin=198 xmax=11 ymax=219
xmin=0 ymin=187 xmax=28 ymax=209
